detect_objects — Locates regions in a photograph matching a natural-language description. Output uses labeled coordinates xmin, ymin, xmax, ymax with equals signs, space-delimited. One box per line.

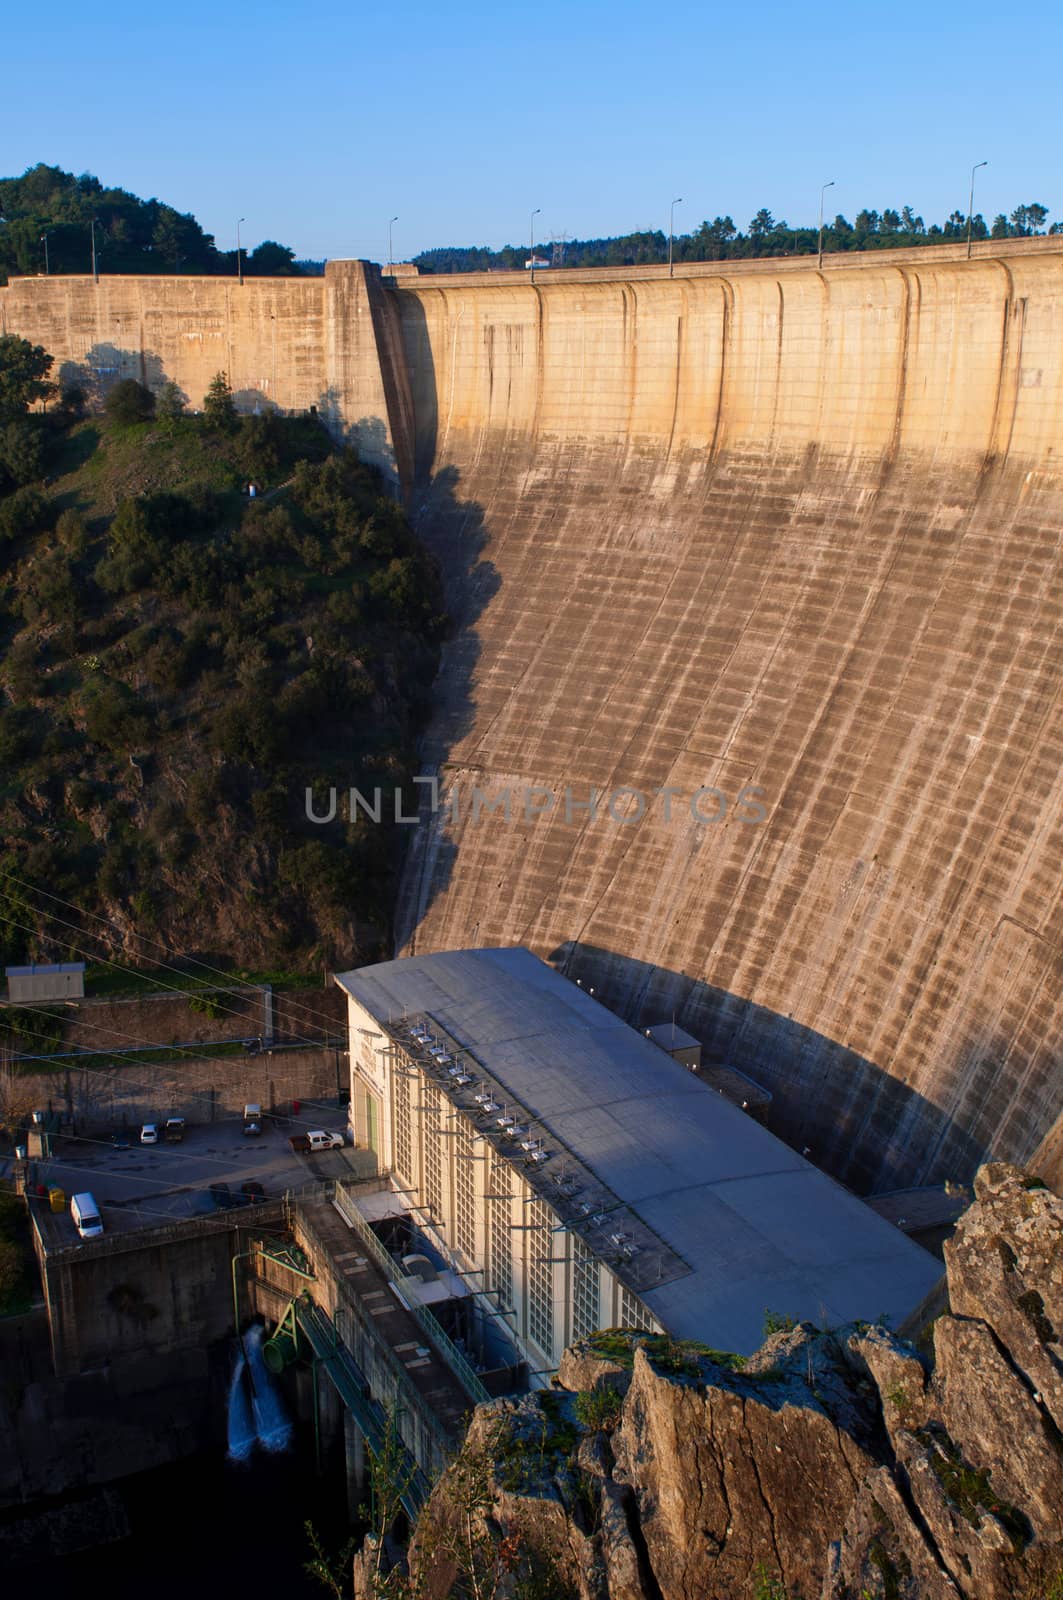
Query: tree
xmin=991 ymin=214 xmax=1011 ymax=239
xmin=900 ymin=207 xmax=924 ymax=234
xmin=248 ymin=240 xmax=297 ymax=276
xmin=854 ymin=210 xmax=880 ymax=234
xmin=881 ymin=209 xmax=901 ymax=234
xmin=203 ymin=370 xmax=237 ymax=431
xmin=1010 ymin=202 xmax=1049 ymax=236
xmin=0 ymin=334 xmax=54 ymax=421
xmin=0 ymin=419 xmax=47 ymax=487
xmin=105 ymin=378 xmax=156 ymax=426
xmin=748 ymin=208 xmax=776 ymax=238
xmin=156 ymin=381 xmax=186 ymax=421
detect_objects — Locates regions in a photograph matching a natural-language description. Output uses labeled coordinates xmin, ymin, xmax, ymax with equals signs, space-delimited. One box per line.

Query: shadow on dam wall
xmin=387 ymin=257 xmax=1063 ymax=1199
xmin=548 ymin=939 xmax=995 ymax=1196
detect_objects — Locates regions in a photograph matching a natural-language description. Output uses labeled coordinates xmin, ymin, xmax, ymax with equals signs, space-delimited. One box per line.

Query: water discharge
xmin=226 ymin=1325 xmax=292 ymax=1460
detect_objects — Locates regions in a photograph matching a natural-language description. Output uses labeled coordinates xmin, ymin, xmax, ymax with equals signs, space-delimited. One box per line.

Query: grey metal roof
xmin=5 ymin=962 xmax=86 ymax=976
xmin=335 ymin=947 xmax=942 ymax=1354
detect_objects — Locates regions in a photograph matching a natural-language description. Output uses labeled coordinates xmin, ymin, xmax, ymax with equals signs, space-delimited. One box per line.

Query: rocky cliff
xmin=397 ymin=1163 xmax=1061 ymax=1600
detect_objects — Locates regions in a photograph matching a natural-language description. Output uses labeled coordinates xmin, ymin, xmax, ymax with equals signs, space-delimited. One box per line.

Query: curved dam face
xmin=393 ymin=245 xmax=1063 ymax=1192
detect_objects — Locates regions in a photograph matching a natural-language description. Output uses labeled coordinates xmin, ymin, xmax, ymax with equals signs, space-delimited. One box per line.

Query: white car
xmin=140 ymin=1123 xmax=158 ymax=1145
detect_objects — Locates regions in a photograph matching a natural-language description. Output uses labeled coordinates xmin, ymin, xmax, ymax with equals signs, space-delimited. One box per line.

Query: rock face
xmin=408 ymin=1164 xmax=1062 ymax=1600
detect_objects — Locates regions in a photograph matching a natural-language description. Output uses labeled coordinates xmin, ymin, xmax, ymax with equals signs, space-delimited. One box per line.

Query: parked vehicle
xmin=140 ymin=1123 xmax=158 ymax=1145
xmin=111 ymin=1129 xmax=130 ymax=1151
xmin=209 ymin=1182 xmax=241 ymax=1210
xmin=71 ymin=1192 xmax=104 ymax=1239
xmin=242 ymin=1103 xmax=263 ymax=1136
xmin=164 ymin=1117 xmax=186 ymax=1143
xmin=288 ymin=1129 xmax=344 ymax=1154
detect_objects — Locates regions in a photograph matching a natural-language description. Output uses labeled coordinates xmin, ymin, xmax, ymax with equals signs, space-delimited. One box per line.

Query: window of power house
xmin=619 ymin=1285 xmax=656 ymax=1333
xmin=571 ymin=1234 xmax=601 ymax=1341
xmin=422 ymin=1083 xmax=444 ymax=1220
xmin=488 ymin=1152 xmax=513 ymax=1308
xmin=526 ymin=1196 xmax=555 ymax=1360
xmin=454 ymin=1119 xmax=477 ymax=1260
xmin=393 ymin=1063 xmax=413 ymax=1184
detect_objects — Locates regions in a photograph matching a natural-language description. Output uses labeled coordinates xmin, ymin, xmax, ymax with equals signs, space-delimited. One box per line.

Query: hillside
xmin=0 ymin=164 xmax=306 ymax=282
xmin=0 ymin=338 xmax=446 ymax=975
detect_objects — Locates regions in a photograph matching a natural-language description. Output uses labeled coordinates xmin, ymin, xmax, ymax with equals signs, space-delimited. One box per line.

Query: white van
xmin=71 ymin=1192 xmax=104 ymax=1239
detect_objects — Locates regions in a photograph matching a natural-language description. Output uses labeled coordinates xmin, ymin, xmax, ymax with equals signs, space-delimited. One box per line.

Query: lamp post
xmin=236 ymin=218 xmax=246 ymax=285
xmin=529 ymin=207 xmax=541 ymax=281
xmin=669 ymin=197 xmax=682 ymax=277
xmin=40 ymin=233 xmax=50 ymax=275
xmin=818 ymin=181 xmax=835 ymax=268
xmin=388 ymin=216 xmax=398 ymax=269
xmin=90 ymin=218 xmax=99 ymax=284
xmin=966 ymin=161 xmax=988 ymax=259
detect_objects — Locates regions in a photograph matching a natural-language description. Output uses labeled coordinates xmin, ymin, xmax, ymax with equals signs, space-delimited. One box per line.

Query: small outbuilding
xmin=5 ymin=962 xmax=86 ymax=1003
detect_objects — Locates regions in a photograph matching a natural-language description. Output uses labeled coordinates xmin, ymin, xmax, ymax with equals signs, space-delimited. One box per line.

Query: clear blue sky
xmin=2 ymin=0 xmax=1059 ymax=260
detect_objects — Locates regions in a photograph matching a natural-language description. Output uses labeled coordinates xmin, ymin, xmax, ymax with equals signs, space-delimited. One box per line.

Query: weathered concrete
xmin=12 ymin=1043 xmax=343 ymax=1131
xmin=391 ymin=243 xmax=1063 ymax=1194
xmin=3 ymin=240 xmax=1061 ymax=1193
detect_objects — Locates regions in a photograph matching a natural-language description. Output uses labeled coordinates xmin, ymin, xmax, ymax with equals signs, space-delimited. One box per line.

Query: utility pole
xmin=818 ymin=181 xmax=835 ymax=268
xmin=529 ymin=207 xmax=541 ymax=283
xmin=90 ymin=218 xmax=99 ymax=284
xmin=237 ymin=217 xmax=245 ymax=285
xmin=388 ymin=216 xmax=398 ymax=269
xmin=669 ymin=197 xmax=682 ymax=277
xmin=966 ymin=161 xmax=988 ymax=259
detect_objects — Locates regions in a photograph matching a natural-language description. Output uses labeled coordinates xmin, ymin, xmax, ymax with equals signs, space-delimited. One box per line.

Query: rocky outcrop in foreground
xmin=404 ymin=1164 xmax=1062 ymax=1600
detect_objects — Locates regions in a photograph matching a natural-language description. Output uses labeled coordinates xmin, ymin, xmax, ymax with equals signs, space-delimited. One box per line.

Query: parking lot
xmin=15 ymin=1105 xmax=378 ymax=1244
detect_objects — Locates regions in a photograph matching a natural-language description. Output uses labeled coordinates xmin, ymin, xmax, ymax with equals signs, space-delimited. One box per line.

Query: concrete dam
xmin=3 ymin=241 xmax=1061 ymax=1193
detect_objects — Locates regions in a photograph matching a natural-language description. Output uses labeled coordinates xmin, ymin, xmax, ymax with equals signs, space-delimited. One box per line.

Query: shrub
xmin=156 ymin=381 xmax=186 ymax=421
xmin=55 ymin=507 xmax=88 ymax=556
xmin=105 ymin=379 xmax=156 ymax=426
xmin=16 ymin=548 xmax=81 ymax=624
xmin=0 ymin=707 xmax=33 ymax=765
xmin=574 ymin=1387 xmax=623 ymax=1432
xmin=0 ymin=486 xmax=49 ymax=546
xmin=81 ymin=677 xmax=152 ymax=750
xmin=0 ymin=418 xmax=48 ymax=487
xmin=236 ymin=411 xmax=282 ymax=480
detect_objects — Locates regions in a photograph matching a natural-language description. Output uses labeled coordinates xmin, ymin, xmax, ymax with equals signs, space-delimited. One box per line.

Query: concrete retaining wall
xmin=16 ymin=1044 xmax=343 ymax=1131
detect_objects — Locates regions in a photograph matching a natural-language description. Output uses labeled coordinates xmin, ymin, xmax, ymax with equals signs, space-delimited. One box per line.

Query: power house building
xmin=334 ymin=948 xmax=940 ymax=1377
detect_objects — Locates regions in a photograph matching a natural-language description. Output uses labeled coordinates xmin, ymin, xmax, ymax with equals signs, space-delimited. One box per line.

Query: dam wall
xmin=2 ymin=241 xmax=1061 ymax=1192
xmin=391 ymin=243 xmax=1063 ymax=1193
xmin=0 ymin=261 xmax=407 ymax=481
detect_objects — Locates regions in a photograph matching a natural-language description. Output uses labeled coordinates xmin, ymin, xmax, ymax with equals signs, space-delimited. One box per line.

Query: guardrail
xmin=332 ymin=1185 xmax=490 ymax=1406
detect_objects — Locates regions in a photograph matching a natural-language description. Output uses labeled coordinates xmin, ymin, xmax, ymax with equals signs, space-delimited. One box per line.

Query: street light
xmin=237 ymin=217 xmax=246 ymax=286
xmin=529 ymin=207 xmax=541 ymax=281
xmin=40 ymin=233 xmax=50 ymax=276
xmin=669 ymin=197 xmax=683 ymax=277
xmin=967 ymin=161 xmax=988 ymax=259
xmin=388 ymin=216 xmax=398 ymax=269
xmin=818 ymin=181 xmax=835 ymax=268
xmin=90 ymin=218 xmax=100 ymax=284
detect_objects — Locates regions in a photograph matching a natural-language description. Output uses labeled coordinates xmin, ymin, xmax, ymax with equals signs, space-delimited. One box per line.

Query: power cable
xmin=0 ymin=868 xmax=350 ymax=1040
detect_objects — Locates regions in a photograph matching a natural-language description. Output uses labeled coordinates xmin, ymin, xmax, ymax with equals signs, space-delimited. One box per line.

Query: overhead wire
xmin=0 ymin=868 xmax=349 ymax=1041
